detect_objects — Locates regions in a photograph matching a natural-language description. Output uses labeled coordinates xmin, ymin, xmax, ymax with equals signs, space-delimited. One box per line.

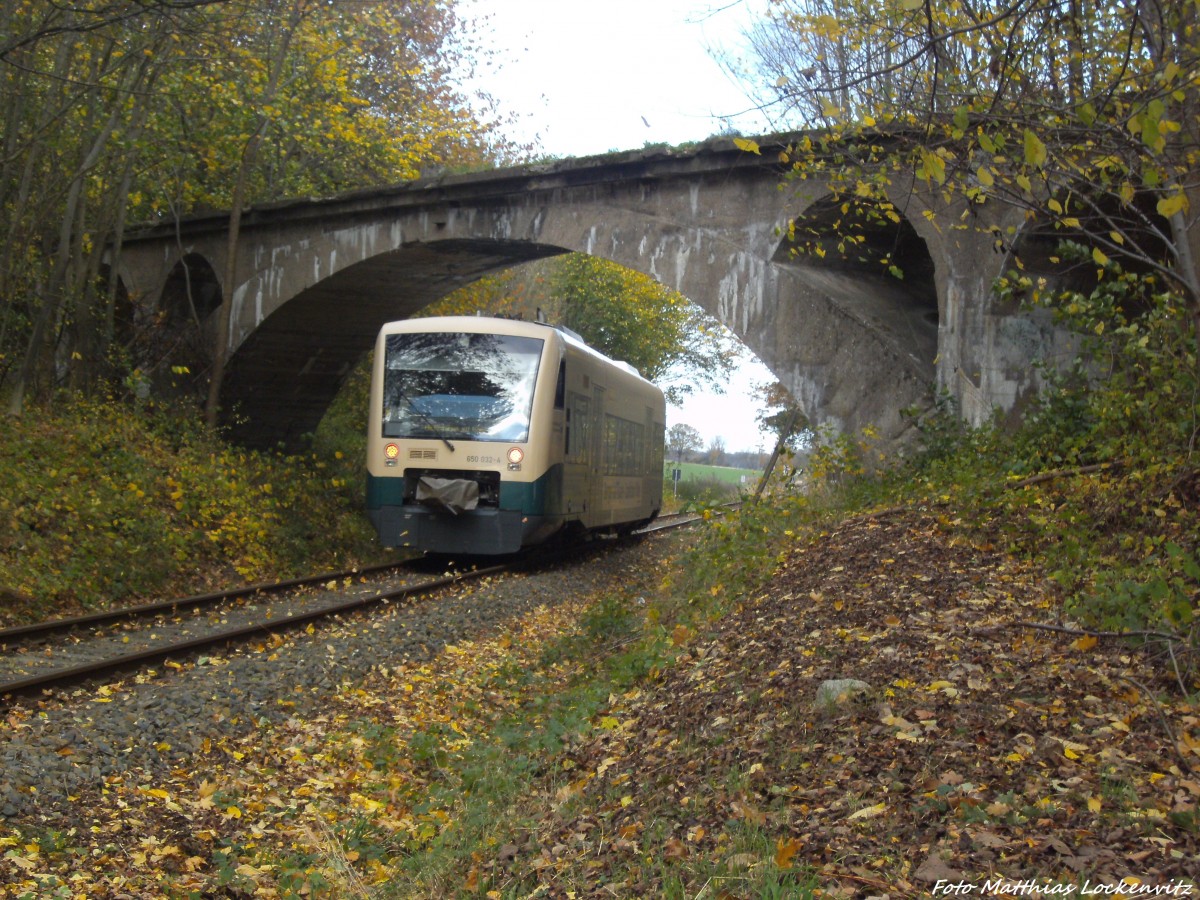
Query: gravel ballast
xmin=0 ymin=539 xmax=663 ymax=823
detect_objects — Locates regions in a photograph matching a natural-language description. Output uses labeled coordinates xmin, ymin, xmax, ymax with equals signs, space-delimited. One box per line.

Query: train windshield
xmin=382 ymin=331 xmax=545 ymax=442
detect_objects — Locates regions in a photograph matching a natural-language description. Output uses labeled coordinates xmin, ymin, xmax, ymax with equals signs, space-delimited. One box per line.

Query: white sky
xmin=463 ymin=0 xmax=780 ymax=452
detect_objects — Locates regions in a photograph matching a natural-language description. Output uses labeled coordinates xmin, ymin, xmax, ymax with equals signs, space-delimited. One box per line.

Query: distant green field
xmin=664 ymin=461 xmax=762 ymax=487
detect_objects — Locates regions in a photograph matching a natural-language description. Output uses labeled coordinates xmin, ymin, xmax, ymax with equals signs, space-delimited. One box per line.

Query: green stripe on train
xmin=365 ymin=469 xmax=558 ymax=515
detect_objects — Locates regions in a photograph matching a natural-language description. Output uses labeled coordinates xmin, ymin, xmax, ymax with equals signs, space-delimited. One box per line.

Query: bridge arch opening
xmin=780 ymin=197 xmax=936 ymax=283
xmin=465 ymin=255 xmax=787 ymax=475
xmin=774 ymin=195 xmax=939 ymax=331
xmin=310 ymin=251 xmax=783 ymax=480
xmin=764 ymin=195 xmax=940 ymax=440
xmin=161 ymin=253 xmax=223 ymax=325
xmin=419 ymin=252 xmax=768 ymax=422
xmin=96 ymin=264 xmax=136 ymax=350
xmin=145 ymin=253 xmax=224 ymax=401
xmin=1000 ymin=192 xmax=1172 ymax=318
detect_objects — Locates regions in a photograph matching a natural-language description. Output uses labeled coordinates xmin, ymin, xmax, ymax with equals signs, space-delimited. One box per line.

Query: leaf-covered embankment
xmin=514 ymin=509 xmax=1198 ymax=895
xmin=0 ymin=398 xmax=384 ymax=625
xmin=0 ymin=506 xmax=1195 ymax=896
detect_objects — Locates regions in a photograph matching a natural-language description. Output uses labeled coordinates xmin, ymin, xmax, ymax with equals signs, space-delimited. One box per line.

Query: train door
xmin=589 ymin=383 xmax=606 ymax=523
xmin=646 ymin=404 xmax=664 ymax=513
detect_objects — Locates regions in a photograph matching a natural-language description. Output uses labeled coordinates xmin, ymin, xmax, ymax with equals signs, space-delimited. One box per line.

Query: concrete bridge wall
xmin=117 ymin=134 xmax=1073 ymax=448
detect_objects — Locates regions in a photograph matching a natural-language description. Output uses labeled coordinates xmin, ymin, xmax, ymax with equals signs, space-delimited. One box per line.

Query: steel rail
xmin=0 ymin=558 xmax=412 ymax=643
xmin=0 ymin=563 xmax=506 ymax=703
xmin=0 ymin=510 xmax=719 ymax=703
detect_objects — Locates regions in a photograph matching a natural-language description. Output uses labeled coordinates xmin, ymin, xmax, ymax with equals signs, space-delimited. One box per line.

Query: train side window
xmin=602 ymin=414 xmax=644 ymax=475
xmin=567 ymin=393 xmax=590 ymax=463
xmin=554 ymin=360 xmax=566 ymax=410
xmin=644 ymin=407 xmax=661 ymax=470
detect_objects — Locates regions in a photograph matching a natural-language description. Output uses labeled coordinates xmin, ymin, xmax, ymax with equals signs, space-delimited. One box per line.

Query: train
xmin=365 ymin=315 xmax=666 ymax=555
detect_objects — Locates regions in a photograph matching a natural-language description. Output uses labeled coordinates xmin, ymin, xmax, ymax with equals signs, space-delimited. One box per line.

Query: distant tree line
xmin=666 ymin=424 xmax=767 ymax=470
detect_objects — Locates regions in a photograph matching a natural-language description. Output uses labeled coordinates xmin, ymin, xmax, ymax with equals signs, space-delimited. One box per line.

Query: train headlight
xmin=384 ymin=443 xmax=399 ymax=467
xmin=507 ymin=447 xmax=524 ymax=470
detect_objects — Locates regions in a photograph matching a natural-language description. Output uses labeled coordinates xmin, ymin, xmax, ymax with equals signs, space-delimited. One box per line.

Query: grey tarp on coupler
xmin=415 ymin=476 xmax=480 ymax=516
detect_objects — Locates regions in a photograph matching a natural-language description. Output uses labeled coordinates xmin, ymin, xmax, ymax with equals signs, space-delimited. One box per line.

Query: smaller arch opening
xmin=777 ymin=197 xmax=937 ymax=282
xmin=1004 ymin=191 xmax=1172 ymax=318
xmin=95 ymin=265 xmax=135 ymax=350
xmin=775 ymin=196 xmax=940 ymax=328
xmin=136 ymin=254 xmax=224 ymax=404
xmin=772 ymin=196 xmax=940 ymax=377
xmin=161 ymin=254 xmax=222 ymax=324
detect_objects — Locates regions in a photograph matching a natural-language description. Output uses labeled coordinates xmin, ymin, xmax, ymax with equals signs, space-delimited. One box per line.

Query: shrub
xmin=0 ymin=393 xmax=386 ymax=624
xmin=668 ymin=475 xmax=740 ymax=509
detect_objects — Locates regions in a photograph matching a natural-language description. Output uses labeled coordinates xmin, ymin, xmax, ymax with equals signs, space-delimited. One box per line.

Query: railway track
xmin=0 ymin=560 xmax=504 ymax=703
xmin=0 ymin=511 xmax=712 ymax=704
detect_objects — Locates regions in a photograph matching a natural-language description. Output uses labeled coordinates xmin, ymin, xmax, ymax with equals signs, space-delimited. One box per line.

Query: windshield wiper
xmin=391 ymin=386 xmax=456 ymax=452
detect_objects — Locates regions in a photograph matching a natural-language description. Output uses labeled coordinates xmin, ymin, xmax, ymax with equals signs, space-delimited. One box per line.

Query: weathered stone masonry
xmin=117 ymin=133 xmax=1073 ymax=449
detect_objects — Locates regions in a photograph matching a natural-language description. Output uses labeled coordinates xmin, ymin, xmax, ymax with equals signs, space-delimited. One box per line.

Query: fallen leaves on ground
xmin=1 ymin=512 xmax=1196 ymax=898
xmin=508 ymin=511 xmax=1198 ymax=896
xmin=0 ymin=586 xmax=595 ymax=898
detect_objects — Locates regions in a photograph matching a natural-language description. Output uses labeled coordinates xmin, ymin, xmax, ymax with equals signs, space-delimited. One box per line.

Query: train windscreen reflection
xmin=382 ymin=332 xmax=544 ymax=442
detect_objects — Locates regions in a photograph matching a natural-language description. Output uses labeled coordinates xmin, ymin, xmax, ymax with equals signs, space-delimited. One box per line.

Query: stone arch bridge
xmin=117 ymin=132 xmax=1072 ymax=449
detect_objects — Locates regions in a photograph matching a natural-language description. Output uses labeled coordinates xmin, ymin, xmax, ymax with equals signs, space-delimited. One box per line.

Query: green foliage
xmin=312 ymin=356 xmax=372 ymax=509
xmin=420 ymin=268 xmax=533 ymax=320
xmin=138 ymin=0 xmax=504 ymax=215
xmin=0 ymin=393 xmax=386 ymax=624
xmin=1 ymin=0 xmax=516 ymax=411
xmin=802 ymin=425 xmax=898 ymax=511
xmin=667 ymin=459 xmax=762 ymax=487
xmin=428 ymin=252 xmax=740 ymax=411
xmin=666 ymin=422 xmax=704 ymax=461
xmin=547 ymin=254 xmax=736 ymax=402
xmin=1078 ymin=542 xmax=1199 ymax=634
xmin=665 ymin=499 xmax=815 ymax=627
xmin=1023 ymin=254 xmax=1199 ymax=463
xmin=668 ymin=474 xmax=742 ymax=509
xmin=755 ymin=381 xmax=810 ymax=451
xmin=901 ymin=391 xmax=980 ymax=471
xmin=433 ymin=253 xmax=740 ymax=405
xmin=742 ymin=0 xmax=1200 ymax=359
xmin=537 ymin=591 xmax=664 ymax=696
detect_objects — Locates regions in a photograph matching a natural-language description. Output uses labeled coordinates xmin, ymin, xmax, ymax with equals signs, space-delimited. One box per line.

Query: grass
xmin=665 ymin=460 xmax=762 ymax=487
xmin=330 ymin=574 xmax=830 ymax=899
xmin=664 ymin=461 xmax=767 ymax=508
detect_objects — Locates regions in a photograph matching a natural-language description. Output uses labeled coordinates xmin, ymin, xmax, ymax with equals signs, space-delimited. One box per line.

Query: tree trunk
xmin=6 ymin=86 xmax=124 ymax=415
xmin=205 ymin=0 xmax=307 ymax=428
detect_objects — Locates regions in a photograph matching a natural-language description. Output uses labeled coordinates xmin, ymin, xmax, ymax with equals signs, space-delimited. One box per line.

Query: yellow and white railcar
xmin=366 ymin=315 xmax=665 ymax=555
